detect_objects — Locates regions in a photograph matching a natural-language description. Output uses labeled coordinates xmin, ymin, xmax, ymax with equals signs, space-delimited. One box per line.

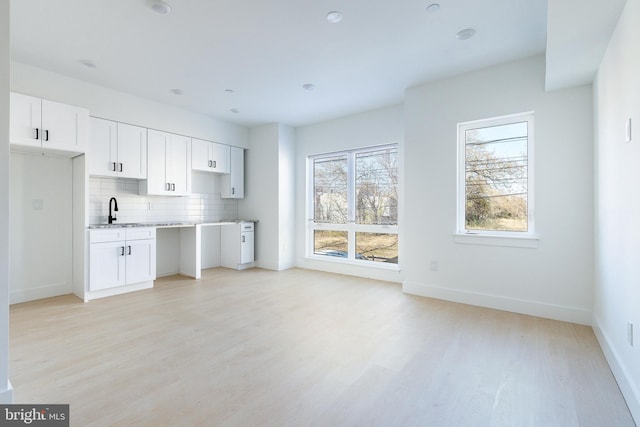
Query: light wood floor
xmin=9 ymin=268 xmax=635 ymax=426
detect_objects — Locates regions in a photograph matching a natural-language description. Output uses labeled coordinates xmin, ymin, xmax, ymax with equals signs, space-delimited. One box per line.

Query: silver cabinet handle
xmin=166 ymin=183 xmax=171 ymax=191
xmin=171 ymin=183 xmax=176 ymax=191
xmin=213 ymin=160 xmax=216 ymax=168
xmin=208 ymin=160 xmax=212 ymax=167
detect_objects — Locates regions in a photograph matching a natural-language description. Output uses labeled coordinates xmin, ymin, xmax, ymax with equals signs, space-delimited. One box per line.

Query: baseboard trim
xmin=592 ymin=318 xmax=640 ymax=424
xmin=0 ymin=381 xmax=13 ymax=403
xmin=84 ymin=281 xmax=153 ymax=302
xmin=256 ymin=260 xmax=295 ymax=271
xmin=402 ymin=281 xmax=592 ymax=325
xmin=10 ymin=282 xmax=71 ymax=305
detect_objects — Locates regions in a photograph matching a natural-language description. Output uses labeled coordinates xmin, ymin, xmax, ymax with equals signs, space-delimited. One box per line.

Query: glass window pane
xmin=355 ymin=232 xmax=398 ymax=264
xmin=465 ymin=121 xmax=528 ymax=232
xmin=313 ymin=155 xmax=348 ymax=223
xmin=355 ymin=147 xmax=398 ymax=225
xmin=314 ymin=230 xmax=348 ymax=258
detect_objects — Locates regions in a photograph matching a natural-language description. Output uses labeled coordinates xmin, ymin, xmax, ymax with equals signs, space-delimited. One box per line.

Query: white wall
xmin=403 ymin=55 xmax=594 ymax=324
xmin=88 ymin=176 xmax=237 ymax=225
xmin=593 ymin=0 xmax=640 ymax=420
xmin=239 ymin=123 xmax=296 ymax=270
xmin=278 ymin=125 xmax=296 ymax=270
xmin=241 ymin=124 xmax=279 ymax=270
xmin=11 ymin=62 xmax=249 ymax=149
xmin=294 ymin=105 xmax=404 ymax=283
xmin=10 ymin=153 xmax=73 ymax=304
xmin=0 ymin=0 xmax=12 ymax=403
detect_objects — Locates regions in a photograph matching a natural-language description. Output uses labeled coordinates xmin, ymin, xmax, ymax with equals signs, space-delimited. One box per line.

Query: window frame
xmin=456 ymin=112 xmax=537 ymax=242
xmin=306 ymin=144 xmax=399 ymax=268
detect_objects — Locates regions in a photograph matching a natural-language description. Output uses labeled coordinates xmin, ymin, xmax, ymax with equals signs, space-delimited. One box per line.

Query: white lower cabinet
xmin=89 ymin=228 xmax=156 ymax=293
xmin=221 ymin=222 xmax=255 ymax=270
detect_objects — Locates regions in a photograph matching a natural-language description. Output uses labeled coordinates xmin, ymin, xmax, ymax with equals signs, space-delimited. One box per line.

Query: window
xmin=308 ymin=144 xmax=398 ymax=265
xmin=457 ymin=113 xmax=534 ymax=236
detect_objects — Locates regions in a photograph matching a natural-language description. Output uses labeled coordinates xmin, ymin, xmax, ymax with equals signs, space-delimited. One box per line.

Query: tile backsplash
xmin=89 ymin=176 xmax=238 ymax=225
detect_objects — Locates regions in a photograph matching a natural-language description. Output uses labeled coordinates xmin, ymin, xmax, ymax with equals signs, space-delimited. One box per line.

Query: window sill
xmin=305 ymin=255 xmax=401 ymax=271
xmin=453 ymin=233 xmax=539 ymax=249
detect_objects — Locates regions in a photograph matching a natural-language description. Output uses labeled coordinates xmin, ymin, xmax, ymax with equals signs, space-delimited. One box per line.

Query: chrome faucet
xmin=108 ymin=197 xmax=119 ymax=224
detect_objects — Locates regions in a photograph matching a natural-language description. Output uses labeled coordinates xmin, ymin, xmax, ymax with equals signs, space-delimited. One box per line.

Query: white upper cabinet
xmin=89 ymin=118 xmax=147 ymax=179
xmin=140 ymin=129 xmax=191 ymax=196
xmin=191 ymin=138 xmax=230 ymax=174
xmin=10 ymin=92 xmax=88 ymax=156
xmin=221 ymin=146 xmax=244 ymax=199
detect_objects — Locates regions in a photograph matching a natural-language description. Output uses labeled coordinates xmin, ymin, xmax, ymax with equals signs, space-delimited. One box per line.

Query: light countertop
xmin=88 ymin=220 xmax=257 ymax=229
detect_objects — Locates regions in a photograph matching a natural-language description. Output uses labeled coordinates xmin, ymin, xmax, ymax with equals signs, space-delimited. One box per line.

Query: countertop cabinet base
xmin=88 ymin=228 xmax=156 ymax=299
xmin=220 ymin=222 xmax=255 ymax=270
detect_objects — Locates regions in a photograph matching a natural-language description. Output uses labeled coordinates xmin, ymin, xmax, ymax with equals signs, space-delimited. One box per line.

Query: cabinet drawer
xmin=125 ymin=228 xmax=156 ymax=240
xmin=90 ymin=229 xmax=126 ymax=243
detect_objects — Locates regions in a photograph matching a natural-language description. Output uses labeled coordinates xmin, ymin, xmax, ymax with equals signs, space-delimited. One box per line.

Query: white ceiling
xmin=8 ymin=0 xmax=614 ymax=128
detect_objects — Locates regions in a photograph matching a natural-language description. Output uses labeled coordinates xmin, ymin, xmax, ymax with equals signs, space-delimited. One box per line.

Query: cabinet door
xmin=10 ymin=92 xmax=42 ymax=147
xmin=125 ymin=239 xmax=156 ymax=284
xmin=118 ymin=123 xmax=147 ymax=179
xmin=191 ymin=138 xmax=211 ymax=172
xmin=167 ymin=134 xmax=191 ymax=195
xmin=41 ymin=99 xmax=88 ymax=152
xmin=146 ymin=129 xmax=170 ymax=195
xmin=89 ymin=241 xmax=126 ymax=291
xmin=210 ymin=142 xmax=230 ymax=174
xmin=240 ymin=232 xmax=254 ymax=264
xmin=88 ymin=117 xmax=118 ymax=177
xmin=222 ymin=146 xmax=244 ymax=198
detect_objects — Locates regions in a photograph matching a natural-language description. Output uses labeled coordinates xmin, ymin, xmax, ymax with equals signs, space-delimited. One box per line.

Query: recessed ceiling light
xmin=456 ymin=28 xmax=476 ymax=40
xmin=79 ymin=59 xmax=97 ymax=69
xmin=326 ymin=11 xmax=343 ymax=24
xmin=170 ymin=88 xmax=183 ymax=95
xmin=230 ymin=108 xmax=240 ymax=114
xmin=302 ymin=83 xmax=316 ymax=91
xmin=224 ymin=89 xmax=234 ymax=94
xmin=426 ymin=3 xmax=440 ymax=13
xmin=150 ymin=0 xmax=171 ymax=15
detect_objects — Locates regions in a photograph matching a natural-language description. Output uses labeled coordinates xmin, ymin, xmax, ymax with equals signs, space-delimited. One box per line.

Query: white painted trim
xmin=402 ymin=281 xmax=592 ymax=325
xmin=592 ymin=317 xmax=640 ymax=424
xmin=10 ymin=282 xmax=72 ymax=305
xmin=84 ymin=280 xmax=153 ymax=301
xmin=0 ymin=381 xmax=13 ymax=403
xmin=453 ymin=233 xmax=539 ymax=248
xmin=298 ymin=258 xmax=403 ymax=284
xmin=256 ymin=260 xmax=281 ymax=271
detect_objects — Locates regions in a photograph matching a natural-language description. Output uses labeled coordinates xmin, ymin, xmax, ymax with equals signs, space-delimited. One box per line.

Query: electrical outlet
xmin=32 ymin=199 xmax=43 ymax=210
xmin=628 ymin=322 xmax=634 ymax=347
xmin=430 ymin=261 xmax=438 ymax=272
